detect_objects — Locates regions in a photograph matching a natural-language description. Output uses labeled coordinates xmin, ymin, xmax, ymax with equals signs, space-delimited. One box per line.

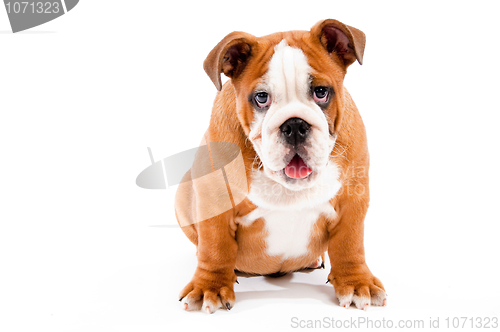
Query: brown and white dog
xmin=175 ymin=19 xmax=386 ymax=314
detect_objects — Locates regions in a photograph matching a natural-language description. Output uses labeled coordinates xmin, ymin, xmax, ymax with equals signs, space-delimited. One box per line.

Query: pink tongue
xmin=285 ymin=155 xmax=312 ymax=179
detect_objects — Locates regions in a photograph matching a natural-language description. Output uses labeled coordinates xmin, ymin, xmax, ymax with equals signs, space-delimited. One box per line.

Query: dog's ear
xmin=204 ymin=32 xmax=257 ymax=91
xmin=311 ymin=19 xmax=365 ymax=68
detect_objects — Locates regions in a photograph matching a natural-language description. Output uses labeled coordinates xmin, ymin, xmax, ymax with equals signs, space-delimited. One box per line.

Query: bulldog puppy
xmin=175 ymin=19 xmax=386 ymax=314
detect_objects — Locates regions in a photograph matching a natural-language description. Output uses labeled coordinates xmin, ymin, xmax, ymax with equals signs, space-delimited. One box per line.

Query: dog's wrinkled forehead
xmin=259 ymin=40 xmax=312 ymax=104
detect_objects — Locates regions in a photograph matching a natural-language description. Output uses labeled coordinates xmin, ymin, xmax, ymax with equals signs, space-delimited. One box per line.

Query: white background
xmin=1 ymin=1 xmax=499 ymax=331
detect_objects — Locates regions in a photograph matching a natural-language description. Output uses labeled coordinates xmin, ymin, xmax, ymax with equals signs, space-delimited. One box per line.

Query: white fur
xmin=337 ymin=294 xmax=354 ymax=308
xmin=247 ymin=162 xmax=341 ymax=211
xmin=262 ymin=202 xmax=333 ymax=259
xmin=352 ymin=295 xmax=371 ymax=311
xmin=338 ymin=291 xmax=386 ymax=309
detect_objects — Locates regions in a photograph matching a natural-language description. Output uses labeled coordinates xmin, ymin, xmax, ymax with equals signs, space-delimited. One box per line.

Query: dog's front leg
xmin=179 ymin=209 xmax=238 ymax=314
xmin=327 ymin=189 xmax=387 ymax=310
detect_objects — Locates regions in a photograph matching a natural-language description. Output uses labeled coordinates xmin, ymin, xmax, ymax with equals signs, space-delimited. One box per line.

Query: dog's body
xmin=175 ymin=19 xmax=386 ymax=313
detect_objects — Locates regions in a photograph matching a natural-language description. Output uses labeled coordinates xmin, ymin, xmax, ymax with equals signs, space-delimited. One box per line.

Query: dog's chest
xmin=258 ymin=205 xmax=332 ymax=259
xmin=239 ymin=165 xmax=341 ymax=259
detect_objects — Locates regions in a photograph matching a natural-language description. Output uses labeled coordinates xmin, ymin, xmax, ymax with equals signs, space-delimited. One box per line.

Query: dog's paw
xmin=179 ymin=279 xmax=235 ymax=314
xmin=329 ymin=273 xmax=386 ymax=310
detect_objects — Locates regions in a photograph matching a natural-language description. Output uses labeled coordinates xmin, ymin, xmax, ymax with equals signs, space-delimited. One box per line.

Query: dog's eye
xmin=254 ymin=92 xmax=271 ymax=108
xmin=313 ymin=87 xmax=329 ymax=103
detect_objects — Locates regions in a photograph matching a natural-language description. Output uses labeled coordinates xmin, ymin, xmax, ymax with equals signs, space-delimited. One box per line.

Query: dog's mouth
xmin=284 ymin=154 xmax=313 ymax=179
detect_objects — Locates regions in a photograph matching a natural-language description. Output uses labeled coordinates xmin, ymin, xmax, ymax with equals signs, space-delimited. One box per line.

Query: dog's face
xmin=204 ymin=20 xmax=365 ymax=191
xmin=245 ymin=38 xmax=339 ymax=191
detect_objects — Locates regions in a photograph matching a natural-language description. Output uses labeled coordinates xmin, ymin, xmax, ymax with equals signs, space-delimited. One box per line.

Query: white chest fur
xmin=240 ymin=162 xmax=341 ymax=259
xmin=262 ymin=203 xmax=335 ymax=259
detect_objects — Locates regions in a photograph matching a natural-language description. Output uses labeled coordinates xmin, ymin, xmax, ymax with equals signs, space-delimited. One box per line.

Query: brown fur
xmin=176 ymin=19 xmax=385 ymax=312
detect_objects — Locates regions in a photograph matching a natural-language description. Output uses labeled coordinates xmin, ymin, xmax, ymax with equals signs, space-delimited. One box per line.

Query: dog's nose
xmin=280 ymin=118 xmax=311 ymax=146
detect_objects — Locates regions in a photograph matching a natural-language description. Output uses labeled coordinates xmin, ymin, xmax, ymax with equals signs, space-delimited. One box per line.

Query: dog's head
xmin=204 ymin=19 xmax=365 ymax=191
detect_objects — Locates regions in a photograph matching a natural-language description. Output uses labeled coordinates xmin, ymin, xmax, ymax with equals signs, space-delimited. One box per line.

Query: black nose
xmin=280 ymin=117 xmax=311 ymax=146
